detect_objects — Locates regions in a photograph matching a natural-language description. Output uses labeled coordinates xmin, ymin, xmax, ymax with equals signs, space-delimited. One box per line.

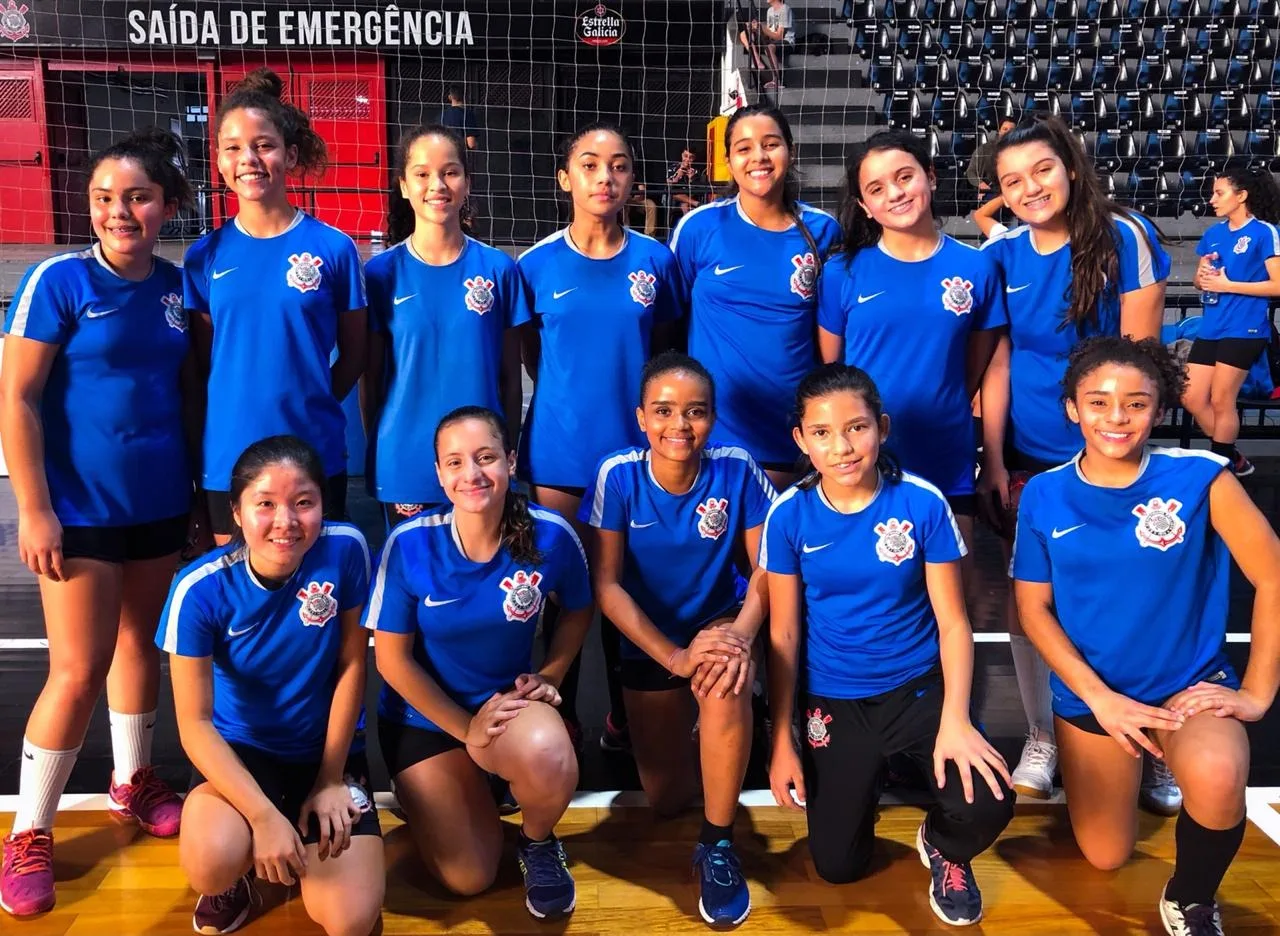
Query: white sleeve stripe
xmin=758 ymin=485 xmax=801 ymax=570
xmin=159 ymin=551 xmax=242 ymax=655
xmin=320 ymin=523 xmax=372 ymax=582
xmin=7 ymin=249 xmax=93 ymax=338
xmin=587 ymin=450 xmax=645 ymax=527
xmin=529 ymin=506 xmax=589 ymax=568
xmin=668 ymin=200 xmax=731 ymax=253
xmin=517 ymin=228 xmax=567 ymax=262
xmin=363 ymin=513 xmax=447 ymax=631
xmin=1112 ymin=213 xmax=1158 ymax=289
xmin=710 ymin=445 xmax=778 ymax=503
xmin=1264 ymin=222 xmax=1280 ymax=257
xmin=900 ymin=473 xmax=969 ymax=559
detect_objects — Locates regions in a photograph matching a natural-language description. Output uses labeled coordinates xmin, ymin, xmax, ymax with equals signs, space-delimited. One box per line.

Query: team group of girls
xmin=2 ymin=61 xmax=1278 ymax=936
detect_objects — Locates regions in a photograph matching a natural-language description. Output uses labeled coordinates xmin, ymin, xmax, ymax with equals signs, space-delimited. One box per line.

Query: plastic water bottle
xmin=369 ymin=231 xmax=385 ymax=257
xmin=1201 ymin=253 xmax=1222 ymax=306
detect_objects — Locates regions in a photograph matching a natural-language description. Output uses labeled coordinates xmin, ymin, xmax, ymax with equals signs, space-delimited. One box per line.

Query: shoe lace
xmin=697 ymin=842 xmax=743 ymax=888
xmin=205 ymin=878 xmax=246 ymax=913
xmin=1180 ymin=902 xmax=1222 ymax=936
xmin=1147 ymin=757 xmax=1178 ymax=791
xmin=124 ymin=766 xmax=179 ymax=813
xmin=5 ymin=831 xmax=53 ymax=877
xmin=521 ymin=839 xmax=568 ymax=888
xmin=1021 ymin=735 xmax=1055 ymax=770
xmin=940 ymin=859 xmax=970 ymax=896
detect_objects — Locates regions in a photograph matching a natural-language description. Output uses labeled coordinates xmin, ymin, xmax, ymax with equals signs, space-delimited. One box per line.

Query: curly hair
xmin=1218 ymin=162 xmax=1280 ymax=225
xmin=88 ymin=126 xmax=194 ymax=209
xmin=216 ymin=67 xmax=328 ymax=179
xmin=1062 ymin=335 xmax=1187 ymax=412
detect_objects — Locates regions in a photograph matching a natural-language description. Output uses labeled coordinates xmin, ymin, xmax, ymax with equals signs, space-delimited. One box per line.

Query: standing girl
xmin=159 ymin=436 xmax=383 ymax=936
xmin=1012 ymin=336 xmax=1279 ymax=935
xmin=368 ymin=406 xmax=590 ymax=920
xmin=978 ymin=116 xmax=1172 ymax=802
xmin=581 ymin=352 xmax=775 ymax=927
xmin=818 ymin=129 xmax=1006 ymax=545
xmin=670 ymin=103 xmax=841 ymax=490
xmin=765 ymin=364 xmax=1013 ymax=927
xmin=185 ymin=67 xmax=367 ymax=542
xmin=1 ymin=129 xmax=196 ymax=918
xmin=363 ymin=124 xmax=530 ymax=525
xmin=1183 ymin=165 xmax=1280 ymax=479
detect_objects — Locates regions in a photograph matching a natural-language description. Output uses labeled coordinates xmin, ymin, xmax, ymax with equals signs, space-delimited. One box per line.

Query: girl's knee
xmin=810 ymin=836 xmax=874 ymax=884
xmin=1075 ymin=830 xmax=1134 ymax=871
xmin=436 ymin=857 xmax=498 ymax=897
xmin=313 ymin=894 xmax=383 ymax=936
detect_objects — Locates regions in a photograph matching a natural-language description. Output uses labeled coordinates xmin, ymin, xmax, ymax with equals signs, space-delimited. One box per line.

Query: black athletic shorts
xmin=378 ymin=719 xmax=468 ymax=777
xmin=188 ymin=742 xmax=381 ymax=844
xmin=1056 ymin=664 xmax=1238 ymax=736
xmin=1187 ymin=337 xmax=1269 ymax=372
xmin=946 ymin=494 xmax=977 ymax=518
xmin=205 ymin=473 xmax=349 ymax=537
xmin=620 ymin=654 xmax=691 ymax=692
xmin=61 ymin=513 xmax=189 ymax=563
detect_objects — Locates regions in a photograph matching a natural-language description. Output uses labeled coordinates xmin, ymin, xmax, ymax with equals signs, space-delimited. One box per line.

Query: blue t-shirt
xmin=184 ymin=212 xmax=367 ymax=490
xmin=760 ymin=472 xmax=967 ymax=699
xmin=982 ymin=213 xmax=1171 ymax=464
xmin=579 ymin=445 xmax=776 ymax=656
xmin=157 ymin=522 xmax=372 ymax=760
xmin=366 ymin=237 xmax=532 ymax=504
xmin=1012 ymin=447 xmax=1235 ymax=718
xmin=671 ymin=198 xmax=842 ymax=465
xmin=517 ymin=229 xmax=681 ymax=488
xmin=817 ymin=235 xmax=1008 ymax=496
xmin=4 ymin=246 xmax=191 ymax=526
xmin=1197 ymin=216 xmax=1280 ymax=341
xmin=364 ymin=505 xmax=592 ymax=733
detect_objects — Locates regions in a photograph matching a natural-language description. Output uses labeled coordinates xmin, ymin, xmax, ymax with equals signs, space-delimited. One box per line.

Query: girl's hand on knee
xmin=297 ymin=781 xmax=358 ymax=862
xmin=669 ymin=629 xmax=750 ymax=679
xmin=513 ymin=673 xmax=562 ymax=706
xmin=18 ymin=507 xmax=64 ymax=581
xmin=1166 ymin=682 xmax=1269 ymax=723
xmin=1091 ymin=690 xmax=1185 ymax=759
xmin=465 ymin=692 xmax=529 ymax=748
xmin=769 ymin=739 xmax=807 ymax=811
xmin=691 ymin=659 xmax=728 ymax=696
xmin=251 ymin=808 xmax=307 ymax=885
xmin=933 ymin=716 xmax=1012 ymax=804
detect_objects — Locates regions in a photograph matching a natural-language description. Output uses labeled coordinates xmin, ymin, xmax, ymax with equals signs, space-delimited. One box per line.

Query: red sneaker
xmin=109 ymin=766 xmax=183 ymax=838
xmin=1 ymin=829 xmax=55 ymax=917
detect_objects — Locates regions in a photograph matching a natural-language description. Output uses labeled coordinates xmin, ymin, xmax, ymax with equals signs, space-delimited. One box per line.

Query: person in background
xmin=440 ymin=84 xmax=480 ymax=151
xmin=668 ymin=147 xmax=707 ymax=217
xmin=967 ymin=119 xmax=1018 ymax=198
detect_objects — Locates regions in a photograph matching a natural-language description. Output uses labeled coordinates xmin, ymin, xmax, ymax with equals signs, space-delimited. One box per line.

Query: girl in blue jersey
xmin=1012 ymin=336 xmax=1280 ymax=935
xmin=0 ymin=130 xmax=198 ymax=918
xmin=978 ymin=117 xmax=1172 ymax=803
xmin=518 ymin=123 xmax=681 ymax=744
xmin=368 ymin=406 xmax=590 ymax=920
xmin=1184 ymin=165 xmax=1280 ymax=479
xmin=581 ymin=352 xmax=775 ymax=928
xmin=765 ymin=364 xmax=1013 ymax=928
xmin=185 ymin=68 xmax=367 ymax=543
xmin=818 ymin=129 xmax=1006 ymax=543
xmin=670 ymin=103 xmax=842 ymax=490
xmin=363 ymin=124 xmax=530 ymax=525
xmin=159 ymin=436 xmax=383 ymax=936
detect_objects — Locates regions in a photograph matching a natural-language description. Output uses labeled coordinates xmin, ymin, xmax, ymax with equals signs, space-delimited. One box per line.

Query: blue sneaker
xmin=516 ymin=833 xmax=575 ymax=919
xmin=693 ymin=840 xmax=751 ymax=926
xmin=916 ymin=823 xmax=982 ymax=926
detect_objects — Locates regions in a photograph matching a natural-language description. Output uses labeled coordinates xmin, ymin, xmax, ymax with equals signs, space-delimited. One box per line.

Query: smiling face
xmin=728 ymin=114 xmax=791 ymax=203
xmin=1066 ymin=362 xmax=1160 ymax=462
xmin=996 ymin=139 xmax=1073 ymax=230
xmin=216 ymin=107 xmax=297 ymax=205
xmin=558 ymin=129 xmax=634 ymax=222
xmin=400 ymin=132 xmax=470 ymax=229
xmin=232 ymin=461 xmax=324 ymax=580
xmin=793 ymin=389 xmax=890 ymax=493
xmin=88 ymin=157 xmax=175 ymax=270
xmin=435 ymin=417 xmax=514 ymax=516
xmin=857 ymin=146 xmax=936 ymax=234
xmin=637 ymin=370 xmax=714 ymax=465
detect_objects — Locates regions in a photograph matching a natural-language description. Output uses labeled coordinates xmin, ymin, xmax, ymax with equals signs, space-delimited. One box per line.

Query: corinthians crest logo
xmin=161 ymin=292 xmax=186 ymax=332
xmin=940 ymin=276 xmax=975 ymax=315
xmin=874 ymin=518 xmax=916 ymax=566
xmin=695 ymin=497 xmax=730 ymax=541
xmin=789 ymin=252 xmax=817 ymax=300
xmin=806 ymin=707 xmax=832 ymax=748
xmin=500 ymin=569 xmax=544 ymax=623
xmin=1132 ymin=497 xmax=1186 ymax=551
xmin=286 ymin=252 xmax=324 ymax=293
xmin=628 ymin=269 xmax=657 ymax=307
xmin=0 ymin=2 xmax=30 ymax=41
xmin=296 ymin=581 xmax=338 ymax=627
xmin=463 ymin=275 xmax=495 ymax=314
xmin=1234 ymin=235 xmax=1251 ymax=255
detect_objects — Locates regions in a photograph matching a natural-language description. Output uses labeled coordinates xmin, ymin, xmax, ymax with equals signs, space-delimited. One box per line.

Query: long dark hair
xmin=216 ymin=67 xmax=327 ymax=179
xmin=87 ymin=127 xmax=194 ymax=210
xmin=639 ymin=350 xmax=717 ymax=411
xmin=994 ymin=117 xmax=1167 ymax=332
xmin=433 ymin=405 xmax=542 ymax=565
xmin=792 ymin=364 xmax=901 ymax=490
xmin=837 ymin=129 xmax=940 ymax=257
xmin=387 ymin=123 xmax=472 ymax=244
xmin=227 ymin=435 xmax=327 ymax=547
xmin=1063 ymin=335 xmax=1187 ymax=412
xmin=1218 ymin=162 xmax=1280 ymax=225
xmin=556 ymin=122 xmax=634 ymax=229
xmin=724 ymin=104 xmax=826 ymax=274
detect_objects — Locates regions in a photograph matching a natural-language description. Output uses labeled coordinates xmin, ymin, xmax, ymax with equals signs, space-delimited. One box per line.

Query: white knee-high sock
xmin=108 ymin=709 xmax=156 ymax=783
xmin=12 ymin=738 xmax=81 ymax=834
xmin=1009 ymin=635 xmax=1055 ymax=743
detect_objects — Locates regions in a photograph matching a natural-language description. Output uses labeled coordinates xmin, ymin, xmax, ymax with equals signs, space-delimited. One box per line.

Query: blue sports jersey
xmin=1197 ymin=217 xmax=1280 ymax=341
xmin=4 ymin=246 xmax=191 ymax=526
xmin=1012 ymin=447 xmax=1235 ymax=718
xmin=157 ymin=522 xmax=371 ymax=760
xmin=580 ymin=445 xmax=776 ymax=657
xmin=364 ymin=505 xmax=592 ymax=733
xmin=366 ymin=237 xmax=532 ymax=505
xmin=982 ymin=213 xmax=1170 ymax=464
xmin=517 ymin=229 xmax=680 ymax=488
xmin=671 ymin=198 xmax=842 ymax=465
xmin=760 ymin=472 xmax=967 ymax=699
xmin=184 ymin=212 xmax=366 ymax=490
xmin=817 ymin=235 xmax=1008 ymax=496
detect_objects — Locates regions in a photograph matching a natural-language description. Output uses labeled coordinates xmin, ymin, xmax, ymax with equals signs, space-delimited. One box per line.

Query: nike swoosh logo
xmin=857 ymin=291 xmax=885 ymax=303
xmin=1052 ymin=523 xmax=1086 ymax=539
xmin=629 ymin=520 xmax=657 ymax=529
xmin=212 ymin=268 xmax=238 ymax=280
xmin=23 ymin=751 xmax=33 ymax=760
xmin=714 ymin=264 xmax=744 ymax=276
xmin=1006 ymin=283 xmax=1031 ymax=293
xmin=424 ymin=595 xmax=461 ymax=607
xmin=227 ymin=622 xmax=262 ymax=637
xmin=552 ymin=288 xmax=578 ymax=299
xmin=802 ymin=542 xmax=833 ymax=553
xmin=394 ymin=294 xmax=417 ymax=306
xmin=84 ymin=307 xmax=119 ymax=319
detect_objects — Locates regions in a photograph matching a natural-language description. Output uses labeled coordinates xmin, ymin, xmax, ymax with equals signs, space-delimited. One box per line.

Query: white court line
xmin=1245 ymin=787 xmax=1280 ymax=848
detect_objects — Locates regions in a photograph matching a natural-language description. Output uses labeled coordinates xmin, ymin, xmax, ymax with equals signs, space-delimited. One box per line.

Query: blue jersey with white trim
xmin=1196 ymin=217 xmax=1280 ymax=340
xmin=366 ymin=238 xmax=531 ymax=505
xmin=817 ymin=235 xmax=1007 ymax=496
xmin=364 ymin=506 xmax=592 ymax=732
xmin=1011 ymin=447 xmax=1233 ymax=717
xmin=517 ymin=230 xmax=681 ymax=488
xmin=982 ymin=213 xmax=1170 ymax=463
xmin=156 ymin=522 xmax=371 ymax=760
xmin=580 ymin=445 xmax=775 ymax=656
xmin=183 ymin=212 xmax=367 ymax=490
xmin=671 ymin=198 xmax=842 ymax=465
xmin=760 ymin=473 xmax=967 ymax=699
xmin=4 ymin=246 xmax=191 ymax=526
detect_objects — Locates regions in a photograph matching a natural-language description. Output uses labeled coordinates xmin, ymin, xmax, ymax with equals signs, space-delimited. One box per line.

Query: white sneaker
xmin=1140 ymin=753 xmax=1183 ymax=817
xmin=1010 ymin=727 xmax=1057 ymax=799
xmin=1159 ymin=882 xmax=1224 ymax=935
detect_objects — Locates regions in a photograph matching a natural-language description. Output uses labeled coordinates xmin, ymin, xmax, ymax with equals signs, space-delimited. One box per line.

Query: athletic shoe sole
xmin=1139 ymin=794 xmax=1182 ymax=818
xmin=0 ymin=891 xmax=56 ymax=917
xmin=916 ymin=826 xmax=981 ymax=927
xmin=698 ymin=896 xmax=751 ymax=926
xmin=1011 ymin=781 xmax=1053 ymax=800
xmin=107 ymin=796 xmax=180 ymax=839
xmin=525 ymin=895 xmax=576 ymax=920
xmin=193 ymin=903 xmax=252 ymax=936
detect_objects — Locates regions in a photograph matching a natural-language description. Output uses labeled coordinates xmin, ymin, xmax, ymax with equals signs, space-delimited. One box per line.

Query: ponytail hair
xmin=837 ymin=129 xmax=940 ymax=256
xmin=87 ymin=126 xmax=194 ymax=210
xmin=387 ymin=123 xmax=473 ymax=244
xmin=216 ymin=67 xmax=328 ymax=179
xmin=433 ymin=405 xmax=543 ymax=566
xmin=791 ymin=363 xmax=901 ymax=490
xmin=1063 ymin=335 xmax=1186 ymax=413
xmin=1217 ymin=162 xmax=1280 ymax=225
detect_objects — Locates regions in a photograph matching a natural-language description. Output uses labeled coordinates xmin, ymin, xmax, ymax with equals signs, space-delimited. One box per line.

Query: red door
xmin=0 ymin=63 xmax=53 ymax=244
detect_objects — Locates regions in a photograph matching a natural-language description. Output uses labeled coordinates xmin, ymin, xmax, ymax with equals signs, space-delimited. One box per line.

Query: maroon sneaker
xmin=1 ymin=828 xmax=55 ymax=917
xmin=109 ymin=766 xmax=183 ymax=838
xmin=193 ymin=873 xmax=258 ymax=935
